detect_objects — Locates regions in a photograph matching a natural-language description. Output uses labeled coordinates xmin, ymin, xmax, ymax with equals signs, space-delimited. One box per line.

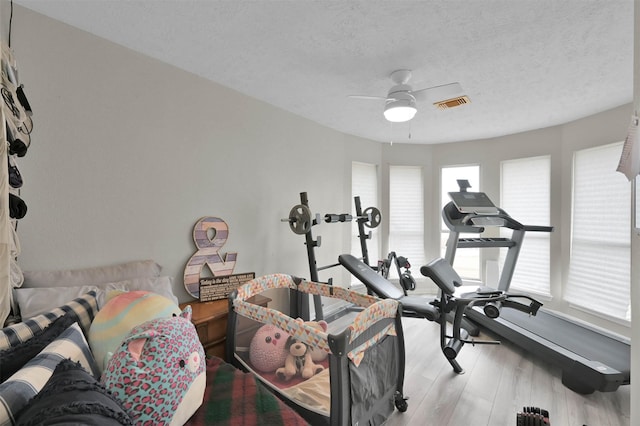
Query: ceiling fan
xmin=349 ymin=69 xmax=469 ymax=123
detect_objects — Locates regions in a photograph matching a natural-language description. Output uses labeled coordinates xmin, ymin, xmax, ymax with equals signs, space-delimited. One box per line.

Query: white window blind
xmin=389 ymin=166 xmax=426 ymax=273
xmin=566 ymin=142 xmax=630 ymax=322
xmin=440 ymin=165 xmax=480 ymax=279
xmin=351 ymin=162 xmax=379 ymax=264
xmin=500 ymin=156 xmax=551 ymax=296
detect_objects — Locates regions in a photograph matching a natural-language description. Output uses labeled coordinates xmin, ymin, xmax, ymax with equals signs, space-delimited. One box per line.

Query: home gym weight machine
xmin=280 ymin=192 xmax=382 ymax=320
xmin=376 ymin=252 xmax=416 ymax=295
xmin=443 ymin=180 xmax=630 ymax=393
xmin=339 ymin=183 xmax=543 ymax=374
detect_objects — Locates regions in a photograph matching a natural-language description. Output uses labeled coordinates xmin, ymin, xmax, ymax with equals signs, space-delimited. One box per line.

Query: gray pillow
xmin=15 ymin=276 xmax=178 ymax=319
xmin=22 ymin=260 xmax=161 ymax=288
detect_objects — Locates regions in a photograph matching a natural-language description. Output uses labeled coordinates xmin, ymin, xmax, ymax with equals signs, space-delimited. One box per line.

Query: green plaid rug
xmin=185 ymin=357 xmax=309 ymax=426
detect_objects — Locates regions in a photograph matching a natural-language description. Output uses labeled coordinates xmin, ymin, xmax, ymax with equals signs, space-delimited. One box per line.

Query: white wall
xmin=10 ymin=6 xmax=382 ymax=302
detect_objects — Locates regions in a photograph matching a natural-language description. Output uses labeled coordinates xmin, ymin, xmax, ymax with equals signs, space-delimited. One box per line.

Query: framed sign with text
xmin=199 ymin=272 xmax=256 ymax=302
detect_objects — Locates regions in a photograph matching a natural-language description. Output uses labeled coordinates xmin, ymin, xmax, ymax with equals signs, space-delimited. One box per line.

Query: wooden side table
xmin=180 ymin=295 xmax=271 ymax=361
xmin=180 ymin=299 xmax=228 ymax=360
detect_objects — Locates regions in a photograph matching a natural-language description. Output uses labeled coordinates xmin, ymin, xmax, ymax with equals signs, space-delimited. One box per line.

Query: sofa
xmin=0 ymin=260 xmax=307 ymax=426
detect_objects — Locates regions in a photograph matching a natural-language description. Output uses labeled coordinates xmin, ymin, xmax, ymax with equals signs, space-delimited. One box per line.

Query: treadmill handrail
xmin=461 ymin=212 xmax=523 ymax=229
xmin=444 ymin=202 xmax=554 ymax=233
xmin=522 ymin=224 xmax=554 ymax=232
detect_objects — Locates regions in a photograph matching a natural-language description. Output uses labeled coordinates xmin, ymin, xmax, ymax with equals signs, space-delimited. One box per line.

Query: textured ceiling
xmin=13 ymin=0 xmax=635 ymax=144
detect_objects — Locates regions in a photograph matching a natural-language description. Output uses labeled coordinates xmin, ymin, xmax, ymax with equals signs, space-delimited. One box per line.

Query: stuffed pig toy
xmin=102 ymin=306 xmax=206 ymax=426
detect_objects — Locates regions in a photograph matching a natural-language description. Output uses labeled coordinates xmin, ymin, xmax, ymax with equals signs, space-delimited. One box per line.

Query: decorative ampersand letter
xmin=184 ymin=217 xmax=237 ymax=299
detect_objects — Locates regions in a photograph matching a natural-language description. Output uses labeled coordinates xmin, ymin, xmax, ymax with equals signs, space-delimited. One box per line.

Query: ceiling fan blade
xmin=348 ymin=95 xmax=387 ymax=100
xmin=411 ymin=82 xmax=463 ymax=102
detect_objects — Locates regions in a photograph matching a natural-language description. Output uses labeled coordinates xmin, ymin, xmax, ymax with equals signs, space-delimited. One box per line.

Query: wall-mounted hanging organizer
xmin=0 ymin=41 xmax=33 ymax=326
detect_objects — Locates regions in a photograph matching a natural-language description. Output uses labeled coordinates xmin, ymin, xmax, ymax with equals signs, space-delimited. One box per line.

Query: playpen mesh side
xmin=349 ymin=334 xmax=399 ymax=424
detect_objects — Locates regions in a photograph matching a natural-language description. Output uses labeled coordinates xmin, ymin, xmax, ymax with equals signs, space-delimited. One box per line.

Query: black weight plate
xmin=363 ymin=206 xmax=381 ymax=228
xmin=289 ymin=204 xmax=312 ymax=235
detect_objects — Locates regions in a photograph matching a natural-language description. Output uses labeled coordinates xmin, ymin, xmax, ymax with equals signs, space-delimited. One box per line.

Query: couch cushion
xmin=0 ymin=314 xmax=76 ymax=382
xmin=14 ymin=359 xmax=133 ymax=426
xmin=0 ymin=322 xmax=99 ymax=425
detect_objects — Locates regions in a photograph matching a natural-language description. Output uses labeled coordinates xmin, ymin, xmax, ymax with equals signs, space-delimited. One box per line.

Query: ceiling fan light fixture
xmin=384 ymin=98 xmax=417 ymax=122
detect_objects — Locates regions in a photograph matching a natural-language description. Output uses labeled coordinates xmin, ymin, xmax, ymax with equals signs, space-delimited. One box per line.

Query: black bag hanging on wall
xmin=8 ymin=193 xmax=26 ymax=219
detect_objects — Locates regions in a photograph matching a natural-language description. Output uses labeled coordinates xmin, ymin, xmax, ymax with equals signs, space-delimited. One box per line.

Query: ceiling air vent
xmin=434 ymin=96 xmax=470 ymax=110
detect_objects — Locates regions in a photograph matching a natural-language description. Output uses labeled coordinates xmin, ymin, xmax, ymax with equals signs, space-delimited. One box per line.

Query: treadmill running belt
xmin=497 ymin=309 xmax=630 ymax=378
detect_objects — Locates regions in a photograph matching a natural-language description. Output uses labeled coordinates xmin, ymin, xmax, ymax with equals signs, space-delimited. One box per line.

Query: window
xmin=500 ymin=156 xmax=551 ymax=296
xmin=566 ymin=142 xmax=630 ymax=322
xmin=389 ymin=166 xmax=426 ymax=275
xmin=440 ymin=165 xmax=480 ymax=280
xmin=351 ymin=162 xmax=379 ymax=264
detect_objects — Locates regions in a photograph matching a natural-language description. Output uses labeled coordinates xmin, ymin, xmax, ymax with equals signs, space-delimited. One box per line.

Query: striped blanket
xmin=185 ymin=357 xmax=309 ymax=426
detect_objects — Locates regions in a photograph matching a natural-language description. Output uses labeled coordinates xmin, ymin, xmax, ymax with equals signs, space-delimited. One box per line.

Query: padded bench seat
xmin=338 ymin=254 xmax=438 ymax=321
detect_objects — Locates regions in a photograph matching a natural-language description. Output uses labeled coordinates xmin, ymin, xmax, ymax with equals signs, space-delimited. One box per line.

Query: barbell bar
xmin=281 ymin=204 xmax=382 ymax=235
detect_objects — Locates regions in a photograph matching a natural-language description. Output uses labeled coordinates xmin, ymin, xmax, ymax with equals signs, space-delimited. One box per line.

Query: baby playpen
xmin=226 ymin=273 xmax=407 ymax=426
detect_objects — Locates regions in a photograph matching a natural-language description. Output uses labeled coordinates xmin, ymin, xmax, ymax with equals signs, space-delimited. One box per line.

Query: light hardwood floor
xmin=383 ymin=318 xmax=630 ymax=426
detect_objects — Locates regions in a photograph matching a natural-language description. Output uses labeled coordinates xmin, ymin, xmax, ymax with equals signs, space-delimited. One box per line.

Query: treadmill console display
xmin=448 ymin=191 xmax=499 ymax=214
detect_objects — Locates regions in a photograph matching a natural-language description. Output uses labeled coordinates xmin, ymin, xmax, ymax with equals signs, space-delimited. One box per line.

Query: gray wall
xmin=11 ymin=6 xmax=381 ymax=302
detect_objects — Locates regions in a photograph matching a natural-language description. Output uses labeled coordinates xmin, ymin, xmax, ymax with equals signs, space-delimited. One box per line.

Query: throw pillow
xmin=0 ymin=291 xmax=98 ymax=351
xmin=22 ymin=259 xmax=161 ymax=288
xmin=0 ymin=313 xmax=76 ymax=382
xmin=0 ymin=322 xmax=99 ymax=425
xmin=14 ymin=276 xmax=178 ymax=319
xmin=15 ymin=359 xmax=133 ymax=426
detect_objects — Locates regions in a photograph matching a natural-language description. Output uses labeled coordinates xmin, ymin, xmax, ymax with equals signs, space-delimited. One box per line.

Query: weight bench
xmin=339 ymin=254 xmax=541 ymax=373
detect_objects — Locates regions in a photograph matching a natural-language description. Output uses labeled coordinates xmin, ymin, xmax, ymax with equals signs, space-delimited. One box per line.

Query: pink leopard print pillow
xmin=101 ymin=307 xmax=206 ymax=425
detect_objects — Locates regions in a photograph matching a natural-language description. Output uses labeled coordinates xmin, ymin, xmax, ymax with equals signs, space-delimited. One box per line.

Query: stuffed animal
xmin=305 ymin=320 xmax=328 ymax=363
xmin=249 ymin=324 xmax=290 ymax=373
xmin=102 ymin=306 xmax=206 ymax=426
xmin=89 ymin=290 xmax=181 ymax=372
xmin=275 ymin=320 xmax=325 ymax=381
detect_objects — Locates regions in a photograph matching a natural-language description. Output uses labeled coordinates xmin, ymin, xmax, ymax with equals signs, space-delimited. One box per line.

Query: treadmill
xmin=443 ymin=182 xmax=630 ymax=394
